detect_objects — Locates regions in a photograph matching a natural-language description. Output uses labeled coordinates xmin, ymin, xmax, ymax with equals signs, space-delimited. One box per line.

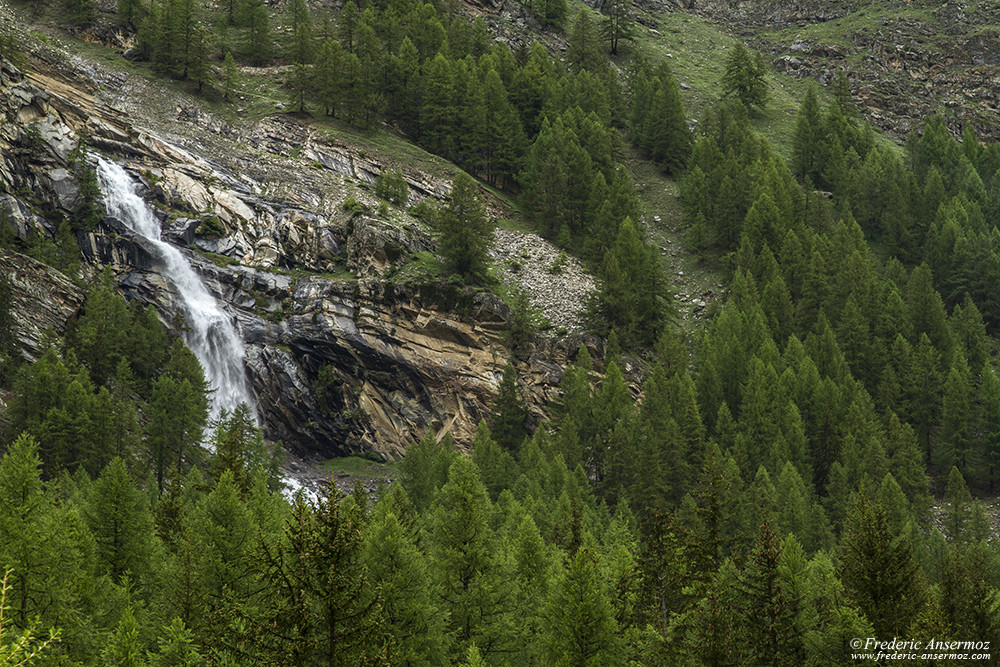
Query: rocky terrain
xmin=689 ymin=0 xmax=1000 ymax=140
xmin=492 ymin=227 xmax=596 ymax=333
xmin=0 ymin=20 xmax=590 ymax=461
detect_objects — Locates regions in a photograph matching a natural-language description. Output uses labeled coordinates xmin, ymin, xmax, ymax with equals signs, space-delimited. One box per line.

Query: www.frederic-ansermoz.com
xmin=850 ymin=637 xmax=992 ymax=662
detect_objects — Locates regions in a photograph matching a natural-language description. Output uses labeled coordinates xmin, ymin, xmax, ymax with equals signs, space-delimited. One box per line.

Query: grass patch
xmin=320 ymin=455 xmax=397 ymax=479
xmin=759 ymin=2 xmax=942 ymax=49
xmin=195 ymin=249 xmax=241 ymax=268
xmin=309 ymin=117 xmax=459 ymax=180
xmin=390 ymin=250 xmax=445 ymax=283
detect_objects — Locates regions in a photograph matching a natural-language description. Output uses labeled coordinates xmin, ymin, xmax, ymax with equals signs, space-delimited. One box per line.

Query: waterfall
xmin=95 ymin=157 xmax=257 ymax=423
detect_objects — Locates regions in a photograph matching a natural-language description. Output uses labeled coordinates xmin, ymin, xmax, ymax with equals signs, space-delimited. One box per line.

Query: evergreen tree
xmin=792 ymin=83 xmax=824 ymax=184
xmin=222 ymin=51 xmax=239 ymax=101
xmin=598 ymin=0 xmax=633 ymax=56
xmin=838 ymin=492 xmax=926 ymax=637
xmin=85 ymin=457 xmax=158 ymax=587
xmin=940 ymin=349 xmax=974 ymax=474
xmin=737 ymin=519 xmax=805 ymax=665
xmin=721 ymin=42 xmax=768 ymax=112
xmin=0 ymin=434 xmax=75 ymax=628
xmin=479 ymin=69 xmax=526 ymax=187
xmin=10 ymin=348 xmax=100 ymax=473
xmin=248 ymin=491 xmax=393 ymax=666
xmin=209 ymin=403 xmax=281 ymax=493
xmin=565 ymin=11 xmax=603 ymax=73
xmin=428 ymin=458 xmax=514 ymax=661
xmin=542 ymin=548 xmax=624 ymax=666
xmin=70 ymin=268 xmax=132 ymax=387
xmin=437 ymin=172 xmax=492 ymax=282
xmin=589 ymin=217 xmax=670 ymax=348
xmin=643 ymin=64 xmax=692 ymax=176
xmin=472 ymin=421 xmax=517 ymax=500
xmin=491 ymin=364 xmax=529 ymax=452
xmin=361 ymin=505 xmax=450 ymax=665
xmin=103 ymin=607 xmax=148 ymax=667
xmin=244 ymin=0 xmax=272 ymax=65
xmin=0 ymin=270 xmax=19 ymax=385
xmin=943 ymin=466 xmax=973 ymax=544
xmin=398 ymin=432 xmax=456 ymax=514
xmin=64 ymin=0 xmax=95 ymax=26
xmin=148 ymin=618 xmax=202 ymax=667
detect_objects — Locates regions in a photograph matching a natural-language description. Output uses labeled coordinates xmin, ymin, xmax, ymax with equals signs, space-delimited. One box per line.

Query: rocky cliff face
xmin=686 ymin=0 xmax=1000 ymax=140
xmin=0 ymin=37 xmax=584 ymax=460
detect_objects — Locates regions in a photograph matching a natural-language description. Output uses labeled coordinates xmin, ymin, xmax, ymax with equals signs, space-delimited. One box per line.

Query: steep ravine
xmin=0 ymin=39 xmax=586 ymax=461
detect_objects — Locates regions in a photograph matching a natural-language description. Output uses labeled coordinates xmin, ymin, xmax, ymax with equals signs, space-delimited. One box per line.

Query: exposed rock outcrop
xmin=685 ymin=0 xmax=1000 ymax=140
xmin=0 ymin=249 xmax=85 ymax=361
xmin=0 ymin=40 xmax=579 ymax=461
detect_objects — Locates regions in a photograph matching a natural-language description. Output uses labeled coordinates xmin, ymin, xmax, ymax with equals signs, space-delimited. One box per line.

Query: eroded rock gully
xmin=0 ymin=43 xmax=585 ymax=460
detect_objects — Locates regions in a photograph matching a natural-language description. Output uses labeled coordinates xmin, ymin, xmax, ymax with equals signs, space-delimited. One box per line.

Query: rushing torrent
xmin=96 ymin=156 xmax=257 ymax=422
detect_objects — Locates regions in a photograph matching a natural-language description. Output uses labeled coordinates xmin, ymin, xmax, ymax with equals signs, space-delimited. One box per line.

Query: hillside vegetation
xmin=1 ymin=0 xmax=1000 ymax=663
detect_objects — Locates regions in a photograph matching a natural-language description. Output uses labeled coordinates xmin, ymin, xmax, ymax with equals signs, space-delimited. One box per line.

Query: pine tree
xmin=245 ymin=0 xmax=272 ymax=65
xmin=428 ymin=457 xmax=514 ymax=661
xmin=102 ymin=607 xmax=148 ymax=667
xmin=148 ymin=618 xmax=202 ymax=667
xmin=222 ymin=51 xmax=239 ymax=101
xmin=737 ymin=519 xmax=805 ymax=665
xmin=479 ymin=69 xmax=526 ymax=187
xmin=361 ymin=505 xmax=450 ymax=665
xmin=70 ymin=268 xmax=132 ymax=387
xmin=980 ymin=367 xmax=1000 ymax=492
xmin=940 ymin=349 xmax=974 ymax=474
xmin=491 ymin=364 xmax=529 ymax=452
xmin=85 ymin=457 xmax=158 ymax=587
xmin=0 ymin=433 xmax=48 ymax=626
xmin=943 ymin=466 xmax=973 ymax=544
xmin=186 ymin=25 xmax=210 ymax=92
xmin=542 ymin=548 xmax=624 ymax=666
xmin=248 ymin=492 xmax=393 ymax=666
xmin=941 ymin=542 xmax=1000 ymax=649
xmin=721 ymin=42 xmax=768 ymax=112
xmin=838 ymin=491 xmax=926 ymax=637
xmin=313 ymin=40 xmax=346 ymax=117
xmin=589 ymin=217 xmax=669 ymax=348
xmin=791 ymin=83 xmax=824 ymax=184
xmin=209 ymin=403 xmax=281 ymax=493
xmin=337 ymin=0 xmax=359 ymax=52
xmin=398 ymin=432 xmax=456 ymax=514
xmin=64 ymin=0 xmax=95 ymax=27
xmin=0 ymin=270 xmax=17 ymax=385
xmin=437 ymin=172 xmax=492 ymax=282
xmin=598 ymin=0 xmax=633 ymax=56
xmin=472 ymin=421 xmax=517 ymax=500
xmin=419 ymin=54 xmax=457 ymax=157
xmin=285 ymin=0 xmax=312 ymax=64
xmin=643 ymin=64 xmax=692 ymax=176
xmin=565 ymin=11 xmax=603 ymax=73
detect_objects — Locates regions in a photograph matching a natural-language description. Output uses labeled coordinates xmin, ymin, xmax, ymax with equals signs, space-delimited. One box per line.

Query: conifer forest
xmin=1 ymin=0 xmax=1000 ymax=663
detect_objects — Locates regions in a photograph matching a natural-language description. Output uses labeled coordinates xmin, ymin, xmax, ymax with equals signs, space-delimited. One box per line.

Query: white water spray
xmin=96 ymin=157 xmax=256 ymax=422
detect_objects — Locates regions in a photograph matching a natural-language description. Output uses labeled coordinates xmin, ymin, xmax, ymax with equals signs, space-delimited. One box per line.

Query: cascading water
xmin=95 ymin=156 xmax=257 ymax=422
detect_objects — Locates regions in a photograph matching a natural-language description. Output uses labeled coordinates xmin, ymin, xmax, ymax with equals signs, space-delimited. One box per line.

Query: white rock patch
xmin=491 ymin=227 xmax=596 ymax=333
